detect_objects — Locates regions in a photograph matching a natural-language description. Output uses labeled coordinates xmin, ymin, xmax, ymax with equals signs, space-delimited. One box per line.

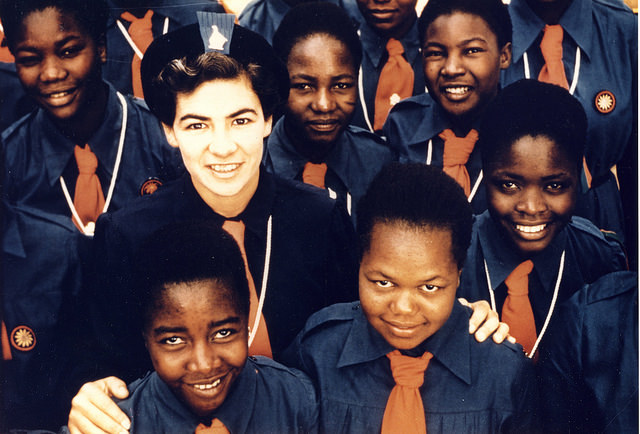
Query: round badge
xmin=594 ymin=90 xmax=615 ymax=114
xmin=10 ymin=326 xmax=36 ymax=351
xmin=140 ymin=178 xmax=163 ymax=196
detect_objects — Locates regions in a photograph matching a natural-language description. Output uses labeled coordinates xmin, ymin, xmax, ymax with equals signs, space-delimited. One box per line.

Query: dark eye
xmin=61 ymin=45 xmax=83 ymax=58
xmin=545 ymin=182 xmax=568 ymax=192
xmin=292 ymin=83 xmax=312 ymax=91
xmin=333 ymin=82 xmax=354 ymax=90
xmin=15 ymin=55 xmax=41 ymax=67
xmin=375 ymin=280 xmax=393 ymax=288
xmin=423 ymin=49 xmax=444 ymax=59
xmin=464 ymin=47 xmax=484 ymax=55
xmin=214 ymin=329 xmax=236 ymax=340
xmin=500 ymin=181 xmax=518 ymax=192
xmin=163 ymin=336 xmax=184 ymax=345
xmin=419 ymin=284 xmax=439 ymax=293
xmin=186 ymin=122 xmax=206 ymax=130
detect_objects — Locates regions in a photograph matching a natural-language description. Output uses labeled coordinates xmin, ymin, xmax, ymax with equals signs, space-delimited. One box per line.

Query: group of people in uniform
xmin=0 ymin=0 xmax=636 ymax=432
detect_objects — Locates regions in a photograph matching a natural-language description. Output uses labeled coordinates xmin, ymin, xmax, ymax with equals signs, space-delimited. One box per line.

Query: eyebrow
xmin=424 ymin=37 xmax=489 ymax=47
xmin=152 ymin=316 xmax=243 ymax=336
xmin=17 ymin=35 xmax=81 ymax=52
xmin=492 ymin=171 xmax=572 ymax=180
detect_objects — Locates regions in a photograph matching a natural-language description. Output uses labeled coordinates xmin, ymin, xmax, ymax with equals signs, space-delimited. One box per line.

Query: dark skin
xmin=525 ymin=0 xmax=573 ymax=24
xmin=56 ymin=81 xmax=108 ymax=145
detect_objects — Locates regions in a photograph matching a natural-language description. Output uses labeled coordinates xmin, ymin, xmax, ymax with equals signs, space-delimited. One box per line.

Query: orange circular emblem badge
xmin=594 ymin=90 xmax=615 ymax=114
xmin=140 ymin=178 xmax=163 ymax=196
xmin=10 ymin=326 xmax=36 ymax=351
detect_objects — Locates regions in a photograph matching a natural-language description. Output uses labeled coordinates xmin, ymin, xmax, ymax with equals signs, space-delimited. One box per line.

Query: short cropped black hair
xmin=272 ymin=2 xmax=362 ymax=72
xmin=357 ymin=163 xmax=473 ymax=269
xmin=479 ymin=79 xmax=587 ymax=174
xmin=132 ymin=220 xmax=250 ymax=332
xmin=418 ymin=0 xmax=512 ymax=48
xmin=0 ymin=0 xmax=108 ymax=51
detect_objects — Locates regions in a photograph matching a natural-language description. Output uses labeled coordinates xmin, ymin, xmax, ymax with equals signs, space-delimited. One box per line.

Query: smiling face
xmin=486 ymin=135 xmax=578 ymax=256
xmin=13 ymin=7 xmax=106 ymax=123
xmin=422 ymin=12 xmax=511 ymax=121
xmin=163 ymin=77 xmax=272 ymax=217
xmin=359 ymin=221 xmax=460 ymax=350
xmin=285 ymin=33 xmax=357 ymax=161
xmin=356 ymin=0 xmax=417 ymax=39
xmin=144 ymin=279 xmax=248 ymax=418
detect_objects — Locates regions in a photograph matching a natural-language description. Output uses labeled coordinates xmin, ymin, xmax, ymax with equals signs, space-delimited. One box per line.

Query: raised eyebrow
xmin=178 ymin=114 xmax=210 ymax=123
xmin=332 ymin=74 xmax=356 ymax=81
xmin=541 ymin=172 xmax=573 ymax=182
xmin=459 ymin=37 xmax=489 ymax=46
xmin=228 ymin=108 xmax=258 ymax=119
xmin=208 ymin=316 xmax=242 ymax=329
xmin=290 ymin=73 xmax=317 ymax=82
xmin=153 ymin=326 xmax=187 ymax=336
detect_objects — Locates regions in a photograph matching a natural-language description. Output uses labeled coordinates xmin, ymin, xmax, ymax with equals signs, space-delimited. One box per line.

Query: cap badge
xmin=595 ymin=90 xmax=615 ymax=114
xmin=11 ymin=325 xmax=36 ymax=351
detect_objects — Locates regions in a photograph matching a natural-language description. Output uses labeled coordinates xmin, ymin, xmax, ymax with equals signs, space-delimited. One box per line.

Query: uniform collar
xmin=146 ymin=360 xmax=256 ymax=433
xmin=337 ymin=301 xmax=472 ymax=385
xmin=179 ymin=168 xmax=276 ymax=243
xmin=510 ymin=0 xmax=593 ymax=63
xmin=402 ymin=93 xmax=451 ymax=145
xmin=267 ymin=117 xmax=355 ymax=189
xmin=359 ymin=19 xmax=421 ymax=69
xmin=41 ymin=82 xmax=125 ymax=187
xmin=477 ymin=211 xmax=568 ymax=294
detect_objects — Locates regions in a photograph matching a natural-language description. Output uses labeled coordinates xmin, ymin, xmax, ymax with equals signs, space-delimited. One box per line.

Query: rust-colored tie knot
xmin=386 ymin=38 xmax=405 ymax=57
xmin=504 ymin=259 xmax=534 ymax=296
xmin=502 ymin=259 xmax=537 ymax=357
xmin=75 ymin=144 xmax=99 ymax=174
xmin=538 ymin=24 xmax=569 ymax=90
xmin=302 ymin=162 xmax=328 ymax=189
xmin=195 ymin=418 xmax=229 ymax=433
xmin=439 ymin=128 xmax=478 ymax=196
xmin=374 ymin=38 xmax=414 ymax=132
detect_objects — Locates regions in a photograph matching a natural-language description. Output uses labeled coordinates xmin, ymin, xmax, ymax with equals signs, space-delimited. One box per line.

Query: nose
xmin=441 ymin=53 xmax=464 ymax=77
xmin=516 ymin=187 xmax=548 ymax=216
xmin=208 ymin=126 xmax=238 ymax=157
xmin=39 ymin=56 xmax=67 ymax=83
xmin=311 ymin=88 xmax=336 ymax=113
xmin=390 ymin=288 xmax=418 ymax=315
xmin=187 ymin=341 xmax=217 ymax=374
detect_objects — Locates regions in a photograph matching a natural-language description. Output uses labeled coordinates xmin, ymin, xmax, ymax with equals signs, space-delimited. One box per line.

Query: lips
xmin=515 ymin=223 xmax=547 ymax=234
xmin=39 ymin=87 xmax=78 ymax=107
xmin=440 ymin=85 xmax=473 ymax=101
xmin=186 ymin=374 xmax=227 ymax=398
xmin=207 ymin=163 xmax=242 ymax=178
xmin=307 ymin=119 xmax=339 ymax=132
xmin=367 ymin=8 xmax=397 ymax=21
xmin=383 ymin=319 xmax=425 ymax=337
xmin=191 ymin=377 xmax=222 ymax=391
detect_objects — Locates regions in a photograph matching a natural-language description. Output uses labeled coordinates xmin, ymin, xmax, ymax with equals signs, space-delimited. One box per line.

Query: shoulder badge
xmin=140 ymin=178 xmax=163 ymax=196
xmin=595 ymin=90 xmax=615 ymax=114
xmin=11 ymin=325 xmax=36 ymax=351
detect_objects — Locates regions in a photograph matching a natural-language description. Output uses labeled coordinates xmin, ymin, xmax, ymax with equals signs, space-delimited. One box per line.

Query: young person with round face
xmin=501 ymin=0 xmax=637 ymax=261
xmin=283 ymin=163 xmax=537 ymax=433
xmin=0 ymin=0 xmax=182 ymax=429
xmin=383 ymin=0 xmax=512 ymax=215
xmin=66 ymin=14 xmax=359 ymax=433
xmin=457 ymin=79 xmax=627 ymax=363
xmin=351 ymin=0 xmax=425 ymax=133
xmin=265 ymin=2 xmax=395 ymax=223
xmin=102 ymin=221 xmax=318 ymax=433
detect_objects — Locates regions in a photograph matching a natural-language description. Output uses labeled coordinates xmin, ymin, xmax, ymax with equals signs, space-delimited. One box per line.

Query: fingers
xmin=68 ymin=378 xmax=131 ymax=434
xmin=490 ymin=322 xmax=513 ymax=344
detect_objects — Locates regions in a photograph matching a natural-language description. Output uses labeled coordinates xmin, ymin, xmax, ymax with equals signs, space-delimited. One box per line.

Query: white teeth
xmin=211 ymin=164 xmax=239 ymax=173
xmin=193 ymin=378 xmax=222 ymax=390
xmin=49 ymin=91 xmax=70 ymax=98
xmin=444 ymin=86 xmax=470 ymax=95
xmin=515 ymin=224 xmax=546 ymax=233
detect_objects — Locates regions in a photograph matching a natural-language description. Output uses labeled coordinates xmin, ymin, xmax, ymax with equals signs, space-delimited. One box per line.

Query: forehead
xmin=288 ymin=34 xmax=355 ymax=72
xmin=174 ymin=77 xmax=262 ymax=117
xmin=151 ymin=280 xmax=240 ymax=322
xmin=425 ymin=12 xmax=497 ymax=45
xmin=17 ymin=7 xmax=85 ymax=45
xmin=491 ymin=135 xmax=576 ymax=175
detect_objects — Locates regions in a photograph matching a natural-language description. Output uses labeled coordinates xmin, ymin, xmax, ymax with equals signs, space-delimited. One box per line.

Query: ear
xmin=97 ymin=36 xmax=107 ymax=64
xmin=263 ymin=115 xmax=273 ymax=138
xmin=162 ymin=123 xmax=179 ymax=148
xmin=499 ymin=42 xmax=512 ymax=70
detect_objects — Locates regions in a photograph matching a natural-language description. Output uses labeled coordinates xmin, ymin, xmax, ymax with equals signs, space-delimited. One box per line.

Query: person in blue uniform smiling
xmin=265 ymin=2 xmax=396 ymax=223
xmin=0 ymin=0 xmax=181 ymax=429
xmin=284 ymin=163 xmax=537 ymax=433
xmin=458 ymin=79 xmax=627 ymax=362
xmin=352 ymin=0 xmax=425 ymax=133
xmin=501 ymin=0 xmax=638 ymax=255
xmin=383 ymin=0 xmax=512 ymax=214
xmin=108 ymin=221 xmax=318 ymax=433
xmin=66 ymin=14 xmax=357 ymax=433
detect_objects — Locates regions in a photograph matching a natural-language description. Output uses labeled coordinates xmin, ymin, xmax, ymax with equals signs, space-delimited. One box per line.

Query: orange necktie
xmin=1 ymin=321 xmax=12 ymax=360
xmin=374 ymin=38 xmax=414 ymax=132
xmin=120 ymin=10 xmax=154 ymax=98
xmin=501 ymin=260 xmax=537 ymax=356
xmin=439 ymin=129 xmax=479 ymax=197
xmin=73 ymin=144 xmax=105 ymax=231
xmin=195 ymin=418 xmax=229 ymax=433
xmin=381 ymin=350 xmax=432 ymax=434
xmin=302 ymin=162 xmax=328 ymax=189
xmin=538 ymin=25 xmax=569 ymax=90
xmin=222 ymin=220 xmax=272 ymax=358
